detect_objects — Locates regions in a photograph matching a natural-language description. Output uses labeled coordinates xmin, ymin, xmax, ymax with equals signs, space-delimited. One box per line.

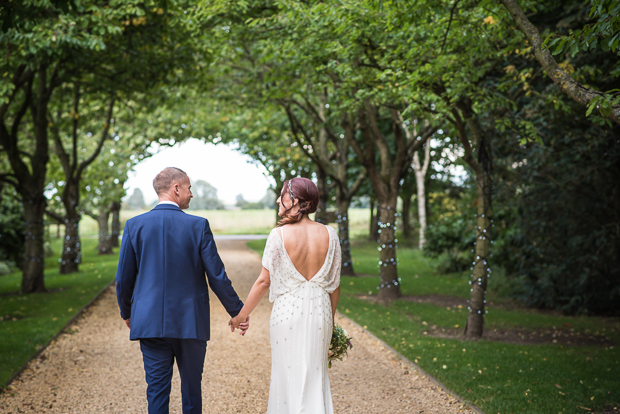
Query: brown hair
xmin=277 ymin=177 xmax=319 ymax=227
xmin=153 ymin=167 xmax=188 ymax=195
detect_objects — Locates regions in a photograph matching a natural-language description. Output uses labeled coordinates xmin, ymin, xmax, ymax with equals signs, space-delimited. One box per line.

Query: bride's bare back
xmin=279 ymin=220 xmax=330 ymax=281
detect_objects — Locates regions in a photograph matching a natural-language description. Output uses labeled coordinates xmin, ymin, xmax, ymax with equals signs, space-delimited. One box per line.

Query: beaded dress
xmin=261 ymin=224 xmax=341 ymax=414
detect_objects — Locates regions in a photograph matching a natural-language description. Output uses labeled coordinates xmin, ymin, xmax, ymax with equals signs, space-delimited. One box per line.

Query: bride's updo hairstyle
xmin=277 ymin=177 xmax=319 ymax=227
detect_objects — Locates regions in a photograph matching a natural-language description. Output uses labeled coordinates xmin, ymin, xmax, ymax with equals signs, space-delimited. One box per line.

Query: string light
xmin=468 ymin=210 xmax=493 ymax=316
xmin=22 ymin=220 xmax=46 ymax=263
xmin=59 ymin=219 xmax=82 ymax=266
xmin=335 ymin=213 xmax=353 ymax=268
xmin=376 ymin=206 xmax=402 ymax=291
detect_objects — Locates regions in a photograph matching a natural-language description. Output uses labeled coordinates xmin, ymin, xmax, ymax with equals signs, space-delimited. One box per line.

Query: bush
xmin=424 ymin=216 xmax=475 ymax=273
xmin=0 ymin=261 xmax=14 ymax=275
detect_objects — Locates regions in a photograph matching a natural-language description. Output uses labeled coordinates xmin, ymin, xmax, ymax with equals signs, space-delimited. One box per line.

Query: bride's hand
xmin=228 ymin=314 xmax=250 ymax=336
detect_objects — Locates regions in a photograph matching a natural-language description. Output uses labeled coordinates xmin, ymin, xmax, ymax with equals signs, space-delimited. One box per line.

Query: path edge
xmin=1 ymin=279 xmax=116 ymax=391
xmin=339 ymin=312 xmax=486 ymax=414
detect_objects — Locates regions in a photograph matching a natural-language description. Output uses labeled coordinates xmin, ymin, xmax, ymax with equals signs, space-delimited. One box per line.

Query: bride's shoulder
xmin=268 ymin=226 xmax=283 ymax=240
xmin=322 ymin=224 xmax=337 ymax=235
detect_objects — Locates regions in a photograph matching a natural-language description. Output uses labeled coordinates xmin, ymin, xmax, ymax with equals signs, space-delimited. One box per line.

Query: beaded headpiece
xmin=288 ymin=178 xmax=295 ymax=201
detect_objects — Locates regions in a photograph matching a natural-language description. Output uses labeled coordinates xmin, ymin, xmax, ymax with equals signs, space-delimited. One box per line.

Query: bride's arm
xmin=230 ymin=267 xmax=270 ymax=329
xmin=329 ymin=286 xmax=341 ymax=324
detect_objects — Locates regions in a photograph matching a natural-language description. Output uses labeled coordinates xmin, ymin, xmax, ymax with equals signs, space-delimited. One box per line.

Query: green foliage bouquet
xmin=328 ymin=324 xmax=353 ymax=368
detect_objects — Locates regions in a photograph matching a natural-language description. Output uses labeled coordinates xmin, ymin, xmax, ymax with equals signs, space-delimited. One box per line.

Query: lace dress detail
xmin=261 ymin=225 xmax=341 ymax=414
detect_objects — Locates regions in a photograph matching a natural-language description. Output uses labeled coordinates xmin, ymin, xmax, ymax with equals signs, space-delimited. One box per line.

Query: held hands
xmin=228 ymin=314 xmax=250 ymax=336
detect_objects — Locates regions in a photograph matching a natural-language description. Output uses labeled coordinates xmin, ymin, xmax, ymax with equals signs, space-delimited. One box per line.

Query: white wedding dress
xmin=261 ymin=224 xmax=341 ymax=414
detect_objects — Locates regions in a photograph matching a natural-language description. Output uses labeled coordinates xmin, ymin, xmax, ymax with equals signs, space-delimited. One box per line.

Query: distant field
xmin=52 ymin=208 xmax=373 ymax=238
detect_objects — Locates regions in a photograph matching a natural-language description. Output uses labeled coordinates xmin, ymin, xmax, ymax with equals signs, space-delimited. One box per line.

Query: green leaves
xmin=586 ymin=92 xmax=620 ymax=117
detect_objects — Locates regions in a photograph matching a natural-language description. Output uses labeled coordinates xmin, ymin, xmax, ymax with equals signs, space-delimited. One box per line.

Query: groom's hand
xmin=228 ymin=315 xmax=250 ymax=336
xmin=124 ymin=318 xmax=131 ymax=329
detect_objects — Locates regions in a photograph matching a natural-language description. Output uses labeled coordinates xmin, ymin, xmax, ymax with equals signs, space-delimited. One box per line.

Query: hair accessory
xmin=288 ymin=178 xmax=295 ymax=201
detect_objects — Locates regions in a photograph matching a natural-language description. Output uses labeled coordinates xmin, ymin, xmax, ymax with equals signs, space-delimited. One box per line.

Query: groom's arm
xmin=116 ymin=221 xmax=138 ymax=321
xmin=200 ymin=220 xmax=244 ymax=317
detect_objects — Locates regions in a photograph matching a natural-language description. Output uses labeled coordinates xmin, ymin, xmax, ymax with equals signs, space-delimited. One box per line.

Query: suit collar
xmin=152 ymin=204 xmax=183 ymax=212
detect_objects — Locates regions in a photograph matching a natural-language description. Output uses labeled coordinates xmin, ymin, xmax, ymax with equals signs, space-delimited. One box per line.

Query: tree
xmin=283 ymin=100 xmax=367 ymax=276
xmin=190 ymin=180 xmax=223 ymax=210
xmin=80 ymin=149 xmax=128 ymax=256
xmin=126 ymin=188 xmax=146 ymax=210
xmin=0 ymin=0 xmax=127 ymax=292
xmin=48 ymin=88 xmax=115 ymax=272
xmin=200 ymin=0 xmax=436 ymax=285
xmin=260 ymin=189 xmax=276 ymax=209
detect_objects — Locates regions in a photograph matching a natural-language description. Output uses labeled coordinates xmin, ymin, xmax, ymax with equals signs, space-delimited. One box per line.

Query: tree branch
xmin=70 ymin=82 xmax=80 ymax=175
xmin=499 ymin=0 xmax=620 ymax=124
xmin=441 ymin=0 xmax=462 ymax=53
xmin=81 ymin=207 xmax=98 ymax=221
xmin=76 ymin=95 xmax=115 ymax=179
xmin=50 ymin=108 xmax=72 ymax=178
xmin=284 ymin=104 xmax=337 ymax=177
xmin=0 ymin=173 xmax=19 ymax=188
xmin=364 ymin=102 xmax=391 ymax=178
xmin=349 ymin=169 xmax=367 ymax=197
xmin=451 ymin=108 xmax=481 ymax=175
xmin=45 ymin=209 xmax=65 ymax=223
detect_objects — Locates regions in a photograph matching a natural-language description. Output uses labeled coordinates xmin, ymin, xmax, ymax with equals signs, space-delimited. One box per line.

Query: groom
xmin=116 ymin=167 xmax=248 ymax=414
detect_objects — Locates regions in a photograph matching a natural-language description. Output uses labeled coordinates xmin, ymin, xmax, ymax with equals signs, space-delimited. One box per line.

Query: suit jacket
xmin=115 ymin=204 xmax=243 ymax=341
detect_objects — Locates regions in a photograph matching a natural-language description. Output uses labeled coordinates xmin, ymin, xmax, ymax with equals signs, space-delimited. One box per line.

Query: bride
xmin=230 ymin=177 xmax=342 ymax=414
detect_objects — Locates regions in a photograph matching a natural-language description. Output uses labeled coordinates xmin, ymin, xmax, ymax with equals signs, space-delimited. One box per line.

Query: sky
xmin=124 ymin=139 xmax=272 ymax=205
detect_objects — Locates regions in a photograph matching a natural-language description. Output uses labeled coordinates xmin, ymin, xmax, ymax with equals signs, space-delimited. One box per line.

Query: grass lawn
xmin=247 ymin=236 xmax=620 ymax=414
xmin=0 ymin=238 xmax=119 ymax=387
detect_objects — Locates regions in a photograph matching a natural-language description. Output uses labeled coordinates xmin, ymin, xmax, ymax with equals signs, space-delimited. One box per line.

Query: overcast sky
xmin=124 ymin=139 xmax=272 ymax=205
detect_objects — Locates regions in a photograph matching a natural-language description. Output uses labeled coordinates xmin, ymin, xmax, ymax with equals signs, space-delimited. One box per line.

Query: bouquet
xmin=328 ymin=324 xmax=353 ymax=368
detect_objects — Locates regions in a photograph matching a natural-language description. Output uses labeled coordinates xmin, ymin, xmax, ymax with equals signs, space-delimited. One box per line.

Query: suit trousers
xmin=140 ymin=338 xmax=207 ymax=414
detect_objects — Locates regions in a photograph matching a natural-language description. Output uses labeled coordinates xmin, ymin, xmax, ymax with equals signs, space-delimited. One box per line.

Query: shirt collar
xmin=158 ymin=200 xmax=179 ymax=208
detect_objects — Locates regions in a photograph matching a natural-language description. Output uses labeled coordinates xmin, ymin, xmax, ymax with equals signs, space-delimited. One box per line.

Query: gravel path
xmin=1 ymin=240 xmax=467 ymax=414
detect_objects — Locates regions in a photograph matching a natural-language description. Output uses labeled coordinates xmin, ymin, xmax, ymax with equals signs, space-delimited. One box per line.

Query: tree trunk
xmin=21 ymin=199 xmax=46 ymax=293
xmin=97 ymin=210 xmax=113 ymax=255
xmin=315 ymin=167 xmax=329 ymax=224
xmin=369 ymin=199 xmax=379 ymax=241
xmin=452 ymin=104 xmax=493 ymax=339
xmin=60 ymin=180 xmax=81 ymax=274
xmin=110 ymin=201 xmax=121 ymax=248
xmin=336 ymin=194 xmax=355 ymax=276
xmin=412 ymin=142 xmax=431 ymax=250
xmin=466 ymin=170 xmax=492 ymax=338
xmin=415 ymin=170 xmax=428 ymax=250
xmin=401 ymin=193 xmax=412 ymax=239
xmin=377 ymin=197 xmax=401 ymax=301
xmin=60 ymin=215 xmax=81 ymax=273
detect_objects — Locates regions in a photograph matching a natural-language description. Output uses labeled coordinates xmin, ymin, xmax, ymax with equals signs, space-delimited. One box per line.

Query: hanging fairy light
xmin=335 ymin=213 xmax=353 ymax=268
xmin=376 ymin=206 xmax=402 ymax=291
xmin=467 ymin=212 xmax=493 ymax=317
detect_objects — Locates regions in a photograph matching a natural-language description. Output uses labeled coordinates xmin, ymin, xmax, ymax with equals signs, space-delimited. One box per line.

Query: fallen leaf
xmin=555 ymin=384 xmax=562 ymax=389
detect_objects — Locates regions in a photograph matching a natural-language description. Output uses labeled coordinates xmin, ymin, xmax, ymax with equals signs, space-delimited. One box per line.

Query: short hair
xmin=153 ymin=167 xmax=188 ymax=195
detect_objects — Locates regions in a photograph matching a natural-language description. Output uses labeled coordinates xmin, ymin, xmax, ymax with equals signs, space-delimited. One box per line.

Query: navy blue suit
xmin=116 ymin=204 xmax=243 ymax=414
